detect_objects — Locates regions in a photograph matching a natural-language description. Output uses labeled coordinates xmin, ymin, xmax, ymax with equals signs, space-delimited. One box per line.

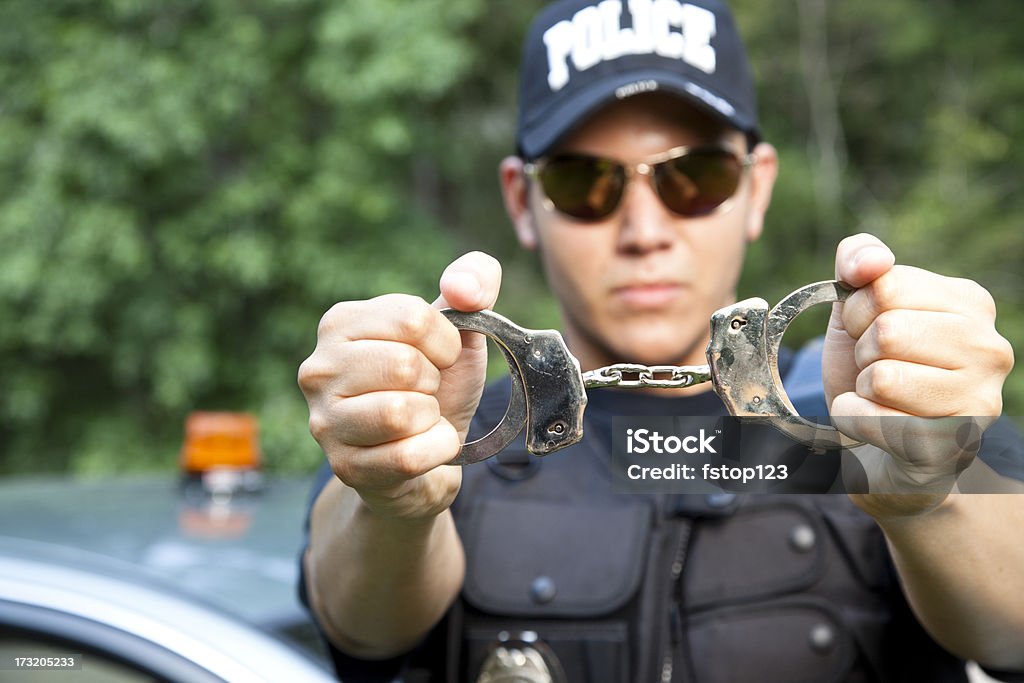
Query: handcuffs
xmin=442 ymin=280 xmax=864 ymax=465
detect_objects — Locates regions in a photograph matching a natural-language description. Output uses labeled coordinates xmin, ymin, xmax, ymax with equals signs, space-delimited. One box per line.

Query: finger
xmin=842 ymin=267 xmax=995 ymax=340
xmin=332 ymin=391 xmax=441 ymax=447
xmin=330 ymin=340 xmax=441 ymax=397
xmin=854 ymin=310 xmax=969 ymax=371
xmin=855 ymin=360 xmax=966 ymax=416
xmin=833 ymin=233 xmax=896 ymax=287
xmin=332 ymin=419 xmax=462 ymax=491
xmin=318 ymin=295 xmax=463 ymax=370
xmin=830 ymin=393 xmax=983 ymax=474
xmin=433 ymin=251 xmax=502 ymax=312
xmin=822 ymin=233 xmax=897 ymax=402
xmin=831 ymin=390 xmax=917 ymax=449
xmin=831 ymin=393 xmax=990 ymax=454
xmin=821 ymin=312 xmax=860 ymax=404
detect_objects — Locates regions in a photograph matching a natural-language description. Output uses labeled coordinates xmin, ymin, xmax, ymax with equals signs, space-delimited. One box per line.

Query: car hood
xmin=0 ymin=474 xmax=315 ymax=628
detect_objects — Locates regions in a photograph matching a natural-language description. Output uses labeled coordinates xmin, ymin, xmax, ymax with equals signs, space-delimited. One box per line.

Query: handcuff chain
xmin=582 ymin=363 xmax=713 ymax=390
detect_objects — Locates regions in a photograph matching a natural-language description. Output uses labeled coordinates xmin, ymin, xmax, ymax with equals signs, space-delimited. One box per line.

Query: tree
xmin=1 ymin=0 xmax=1019 ymax=474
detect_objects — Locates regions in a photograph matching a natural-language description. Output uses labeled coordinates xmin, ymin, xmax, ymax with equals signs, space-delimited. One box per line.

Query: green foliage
xmin=0 ymin=0 xmax=501 ymax=473
xmin=1 ymin=0 xmax=1021 ymax=474
xmin=734 ymin=0 xmax=1024 ymax=405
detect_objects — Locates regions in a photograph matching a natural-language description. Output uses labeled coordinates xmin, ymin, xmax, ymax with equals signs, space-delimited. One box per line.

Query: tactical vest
xmin=441 ymin=342 xmax=969 ymax=683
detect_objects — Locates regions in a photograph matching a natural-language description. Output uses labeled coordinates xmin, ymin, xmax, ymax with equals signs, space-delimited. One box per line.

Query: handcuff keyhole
xmin=730 ymin=317 xmax=747 ymax=330
xmin=547 ymin=421 xmax=566 ymax=435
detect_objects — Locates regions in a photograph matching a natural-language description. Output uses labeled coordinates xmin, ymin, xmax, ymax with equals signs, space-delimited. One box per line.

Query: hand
xmin=821 ymin=234 xmax=1014 ymax=513
xmin=298 ymin=252 xmax=502 ymax=520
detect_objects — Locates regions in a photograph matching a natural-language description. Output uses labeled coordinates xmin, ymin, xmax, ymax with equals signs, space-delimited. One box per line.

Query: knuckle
xmin=969 ymin=279 xmax=997 ymax=317
xmin=947 ymin=277 xmax=995 ymax=317
xmin=989 ymin=334 xmax=1015 ymax=375
xmin=389 ymin=441 xmax=428 ymax=479
xmin=1000 ymin=336 xmax=1015 ymax=373
xmin=866 ymin=361 xmax=901 ymax=401
xmin=378 ymin=393 xmax=421 ymax=434
xmin=980 ymin=393 xmax=1003 ymax=418
xmin=965 ymin=387 xmax=1003 ymax=419
xmin=388 ymin=346 xmax=422 ymax=388
xmin=871 ymin=311 xmax=904 ymax=356
xmin=296 ymin=358 xmax=315 ymax=390
xmin=376 ymin=292 xmax=419 ymax=307
xmin=317 ymin=302 xmax=349 ymax=338
xmin=395 ymin=298 xmax=433 ymax=342
xmin=853 ymin=337 xmax=873 ymax=370
xmin=297 ymin=356 xmax=327 ymax=392
xmin=949 ymin=276 xmax=975 ymax=304
xmin=869 ymin=272 xmax=901 ymax=312
xmin=308 ymin=412 xmax=331 ymax=444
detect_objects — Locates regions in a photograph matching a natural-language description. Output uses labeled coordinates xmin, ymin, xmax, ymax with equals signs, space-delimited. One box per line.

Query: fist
xmin=298 ymin=252 xmax=502 ymax=519
xmin=822 ymin=234 xmax=1014 ymax=506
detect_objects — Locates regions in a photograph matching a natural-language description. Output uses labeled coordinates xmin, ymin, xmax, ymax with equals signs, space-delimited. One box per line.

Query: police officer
xmin=298 ymin=1 xmax=1024 ymax=680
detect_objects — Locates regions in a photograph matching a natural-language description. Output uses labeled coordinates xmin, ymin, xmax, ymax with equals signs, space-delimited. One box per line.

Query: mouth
xmin=612 ymin=282 xmax=684 ymax=309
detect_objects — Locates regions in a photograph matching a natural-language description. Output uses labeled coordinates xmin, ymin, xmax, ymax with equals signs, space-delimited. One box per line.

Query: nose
xmin=616 ymin=168 xmax=676 ymax=254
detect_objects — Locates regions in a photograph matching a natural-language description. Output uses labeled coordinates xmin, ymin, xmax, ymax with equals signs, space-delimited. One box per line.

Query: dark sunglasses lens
xmin=657 ymin=148 xmax=743 ymax=216
xmin=539 ymin=156 xmax=624 ymax=221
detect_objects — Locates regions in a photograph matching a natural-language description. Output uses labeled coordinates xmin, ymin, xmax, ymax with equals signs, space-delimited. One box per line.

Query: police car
xmin=0 ymin=412 xmax=335 ymax=682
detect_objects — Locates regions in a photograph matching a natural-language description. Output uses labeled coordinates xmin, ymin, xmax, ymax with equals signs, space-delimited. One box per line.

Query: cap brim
xmin=518 ymin=69 xmax=758 ymax=159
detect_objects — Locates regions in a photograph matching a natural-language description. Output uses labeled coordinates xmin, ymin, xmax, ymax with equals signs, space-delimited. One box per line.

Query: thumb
xmin=823 ymin=233 xmax=896 ymax=408
xmin=833 ymin=232 xmax=896 ymax=288
xmin=429 ymin=253 xmax=503 ymax=438
xmin=432 ymin=251 xmax=502 ymax=313
xmin=433 ymin=252 xmax=502 ymax=356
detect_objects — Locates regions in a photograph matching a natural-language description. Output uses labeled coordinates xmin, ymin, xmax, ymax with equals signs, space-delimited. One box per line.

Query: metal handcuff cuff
xmin=442 ymin=280 xmax=865 ymax=465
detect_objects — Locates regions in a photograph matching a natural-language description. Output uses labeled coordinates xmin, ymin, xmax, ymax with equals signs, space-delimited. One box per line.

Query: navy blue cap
xmin=517 ymin=0 xmax=759 ymax=159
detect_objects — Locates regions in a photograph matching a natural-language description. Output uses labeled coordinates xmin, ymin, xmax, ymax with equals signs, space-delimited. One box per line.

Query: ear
xmin=744 ymin=142 xmax=779 ymax=243
xmin=499 ymin=156 xmax=538 ymax=251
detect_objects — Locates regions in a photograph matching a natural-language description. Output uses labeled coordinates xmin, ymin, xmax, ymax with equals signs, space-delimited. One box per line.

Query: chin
xmin=615 ymin=335 xmax=700 ymax=367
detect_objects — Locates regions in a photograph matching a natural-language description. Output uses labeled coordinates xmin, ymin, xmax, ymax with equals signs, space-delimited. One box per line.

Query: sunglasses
xmin=523 ymin=145 xmax=755 ymax=222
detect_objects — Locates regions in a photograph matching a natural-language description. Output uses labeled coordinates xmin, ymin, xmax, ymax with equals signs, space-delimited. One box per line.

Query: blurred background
xmin=1 ymin=0 xmax=1022 ymax=476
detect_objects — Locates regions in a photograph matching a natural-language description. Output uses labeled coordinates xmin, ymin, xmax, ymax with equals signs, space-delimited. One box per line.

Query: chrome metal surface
xmin=707 ymin=280 xmax=864 ymax=449
xmin=441 ymin=309 xmax=586 ymax=464
xmin=582 ymin=363 xmax=711 ymax=390
xmin=441 ymin=279 xmax=863 ymax=463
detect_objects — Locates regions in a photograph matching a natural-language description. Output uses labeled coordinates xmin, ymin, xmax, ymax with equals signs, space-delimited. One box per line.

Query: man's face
xmin=502 ymin=93 xmax=778 ymax=373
